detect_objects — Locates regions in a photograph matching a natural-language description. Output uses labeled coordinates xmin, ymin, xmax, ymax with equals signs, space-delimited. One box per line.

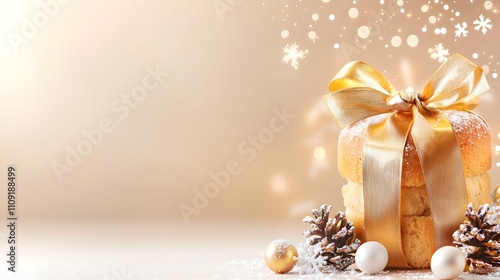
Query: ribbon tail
xmin=363 ymin=112 xmax=412 ymax=268
xmin=411 ymin=107 xmax=468 ymax=249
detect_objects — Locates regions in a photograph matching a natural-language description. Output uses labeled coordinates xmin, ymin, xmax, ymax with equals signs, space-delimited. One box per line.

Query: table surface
xmin=1 ymin=221 xmax=499 ymax=280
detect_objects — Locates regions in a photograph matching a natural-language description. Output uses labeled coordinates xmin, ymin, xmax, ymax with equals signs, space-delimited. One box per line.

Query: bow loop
xmin=328 ymin=61 xmax=396 ymax=95
xmin=423 ymin=54 xmax=489 ymax=108
xmin=324 ymin=54 xmax=488 ymax=125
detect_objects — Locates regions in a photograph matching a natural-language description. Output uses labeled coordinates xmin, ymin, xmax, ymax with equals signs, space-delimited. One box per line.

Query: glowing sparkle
xmin=493 ymin=73 xmax=498 ymax=79
xmin=282 ymin=42 xmax=306 ymax=70
xmin=429 ymin=16 xmax=437 ymax=24
xmin=473 ymin=53 xmax=479 ymax=59
xmin=281 ymin=30 xmax=289 ymax=38
xmin=313 ymin=147 xmax=326 ymax=160
xmin=329 ymin=14 xmax=335 ymax=20
xmin=312 ymin=14 xmax=319 ymax=21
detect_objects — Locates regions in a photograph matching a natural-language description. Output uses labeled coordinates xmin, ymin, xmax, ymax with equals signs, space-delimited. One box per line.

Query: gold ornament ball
xmin=264 ymin=239 xmax=298 ymax=274
xmin=493 ymin=185 xmax=500 ymax=205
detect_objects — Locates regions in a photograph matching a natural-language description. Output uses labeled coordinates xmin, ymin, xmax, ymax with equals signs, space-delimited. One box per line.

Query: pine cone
xmin=303 ymin=204 xmax=360 ymax=271
xmin=453 ymin=203 xmax=500 ymax=271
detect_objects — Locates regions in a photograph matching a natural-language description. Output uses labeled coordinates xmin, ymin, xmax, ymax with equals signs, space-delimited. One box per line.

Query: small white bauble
xmin=355 ymin=241 xmax=389 ymax=274
xmin=431 ymin=246 xmax=466 ymax=279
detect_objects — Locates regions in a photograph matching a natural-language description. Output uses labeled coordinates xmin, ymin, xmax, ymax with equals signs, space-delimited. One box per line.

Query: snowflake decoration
xmin=296 ymin=242 xmax=327 ymax=274
xmin=430 ymin=43 xmax=449 ymax=63
xmin=282 ymin=42 xmax=306 ymax=70
xmin=473 ymin=14 xmax=493 ymax=34
xmin=454 ymin=22 xmax=468 ymax=37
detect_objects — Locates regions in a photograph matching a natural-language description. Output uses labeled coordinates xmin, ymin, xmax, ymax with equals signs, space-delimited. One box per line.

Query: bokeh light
xmin=281 ymin=30 xmax=289 ymax=39
xmin=485 ymin=1 xmax=493 ymax=10
xmin=270 ymin=174 xmax=287 ymax=195
xmin=358 ymin=26 xmax=370 ymax=39
xmin=313 ymin=146 xmax=326 ymax=160
xmin=407 ymin=35 xmax=419 ymax=47
xmin=308 ymin=31 xmax=317 ymax=40
xmin=348 ymin=7 xmax=359 ymax=18
xmin=391 ymin=36 xmax=402 ymax=47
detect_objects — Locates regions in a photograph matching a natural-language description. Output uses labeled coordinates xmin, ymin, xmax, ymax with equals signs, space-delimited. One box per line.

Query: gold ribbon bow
xmin=322 ymin=54 xmax=489 ymax=267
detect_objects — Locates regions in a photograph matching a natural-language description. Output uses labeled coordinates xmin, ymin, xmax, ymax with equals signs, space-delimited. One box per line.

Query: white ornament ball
xmin=355 ymin=241 xmax=389 ymax=274
xmin=431 ymin=246 xmax=465 ymax=279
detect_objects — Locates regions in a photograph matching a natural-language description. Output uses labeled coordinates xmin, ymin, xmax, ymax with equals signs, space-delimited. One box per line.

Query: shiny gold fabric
xmin=322 ymin=54 xmax=489 ymax=267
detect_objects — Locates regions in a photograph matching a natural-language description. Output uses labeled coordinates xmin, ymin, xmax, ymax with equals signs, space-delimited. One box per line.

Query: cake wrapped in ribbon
xmin=322 ymin=54 xmax=492 ymax=268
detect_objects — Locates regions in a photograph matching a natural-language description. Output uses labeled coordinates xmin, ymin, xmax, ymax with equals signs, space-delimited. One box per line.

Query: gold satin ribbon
xmin=322 ymin=54 xmax=489 ymax=268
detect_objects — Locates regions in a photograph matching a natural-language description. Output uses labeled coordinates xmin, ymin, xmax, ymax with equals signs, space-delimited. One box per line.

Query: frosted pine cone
xmin=453 ymin=203 xmax=500 ymax=271
xmin=303 ymin=204 xmax=360 ymax=271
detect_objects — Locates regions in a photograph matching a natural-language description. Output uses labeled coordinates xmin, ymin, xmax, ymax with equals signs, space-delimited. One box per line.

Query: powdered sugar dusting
xmin=339 ymin=110 xmax=490 ymax=181
xmin=445 ymin=110 xmax=489 ymax=142
xmin=341 ymin=110 xmax=488 ymax=143
xmin=340 ymin=114 xmax=388 ymax=142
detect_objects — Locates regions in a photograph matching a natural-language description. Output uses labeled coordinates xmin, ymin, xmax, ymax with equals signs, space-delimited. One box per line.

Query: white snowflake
xmin=473 ymin=14 xmax=493 ymax=34
xmin=282 ymin=42 xmax=306 ymax=70
xmin=454 ymin=22 xmax=468 ymax=37
xmin=430 ymin=43 xmax=449 ymax=63
xmin=296 ymin=242 xmax=327 ymax=275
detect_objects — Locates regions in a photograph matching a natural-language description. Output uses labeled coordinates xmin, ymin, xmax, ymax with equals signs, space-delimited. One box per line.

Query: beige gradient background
xmin=0 ymin=0 xmax=499 ymax=278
